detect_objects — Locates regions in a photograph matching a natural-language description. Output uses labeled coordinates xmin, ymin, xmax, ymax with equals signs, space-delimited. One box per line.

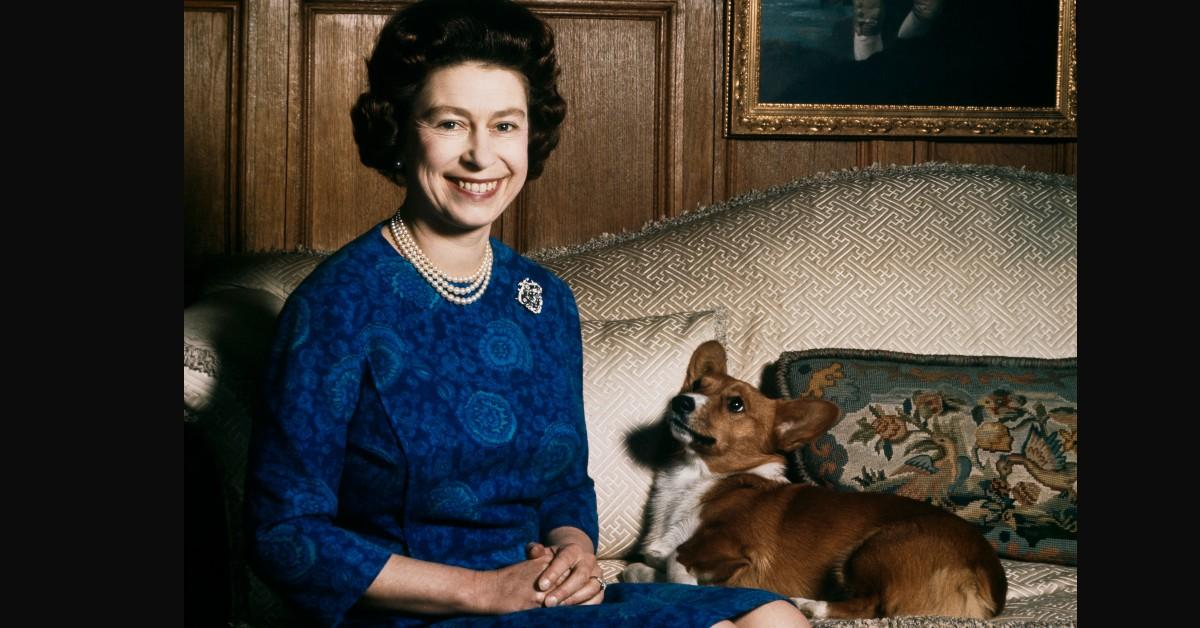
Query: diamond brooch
xmin=516 ymin=278 xmax=543 ymax=314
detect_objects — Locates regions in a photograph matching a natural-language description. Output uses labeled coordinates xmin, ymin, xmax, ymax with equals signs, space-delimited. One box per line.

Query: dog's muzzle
xmin=669 ymin=394 xmax=715 ymax=447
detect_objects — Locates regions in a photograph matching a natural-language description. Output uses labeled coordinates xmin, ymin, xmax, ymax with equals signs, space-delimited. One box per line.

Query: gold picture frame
xmin=725 ymin=0 xmax=1076 ymax=138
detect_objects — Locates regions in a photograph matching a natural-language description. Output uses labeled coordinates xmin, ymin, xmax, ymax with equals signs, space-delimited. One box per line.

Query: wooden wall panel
xmin=520 ymin=9 xmax=664 ymax=252
xmin=184 ymin=3 xmax=240 ymax=261
xmin=242 ymin=0 xmax=291 ymax=251
xmin=718 ymin=137 xmax=1076 ymax=205
xmin=183 ymin=0 xmax=1078 ymax=271
xmin=294 ymin=2 xmax=683 ymax=254
xmin=725 ymin=139 xmax=858 ymax=197
xmin=862 ymin=140 xmax=919 ymax=167
xmin=928 ymin=141 xmax=1065 ymax=174
xmin=306 ymin=8 xmax=405 ymax=251
xmin=679 ymin=0 xmax=718 ymax=213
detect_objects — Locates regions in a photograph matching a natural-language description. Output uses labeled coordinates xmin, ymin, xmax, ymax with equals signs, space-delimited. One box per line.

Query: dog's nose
xmin=671 ymin=395 xmax=694 ymax=415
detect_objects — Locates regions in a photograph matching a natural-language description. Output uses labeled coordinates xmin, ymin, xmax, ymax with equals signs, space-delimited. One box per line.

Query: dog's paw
xmin=620 ymin=562 xmax=659 ymax=583
xmin=790 ymin=597 xmax=829 ymax=620
xmin=665 ymin=555 xmax=699 ymax=585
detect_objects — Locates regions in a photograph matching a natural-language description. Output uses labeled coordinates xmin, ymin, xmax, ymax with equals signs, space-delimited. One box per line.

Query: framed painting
xmin=726 ymin=0 xmax=1076 ymax=137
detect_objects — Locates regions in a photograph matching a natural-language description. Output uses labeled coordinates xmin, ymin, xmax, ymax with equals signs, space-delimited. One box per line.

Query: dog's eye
xmin=691 ymin=379 xmax=704 ymax=392
xmin=727 ymin=396 xmax=745 ymax=413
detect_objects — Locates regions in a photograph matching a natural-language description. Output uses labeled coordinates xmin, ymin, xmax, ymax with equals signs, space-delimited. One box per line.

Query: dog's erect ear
xmin=683 ymin=340 xmax=727 ymax=391
xmin=774 ymin=398 xmax=840 ymax=452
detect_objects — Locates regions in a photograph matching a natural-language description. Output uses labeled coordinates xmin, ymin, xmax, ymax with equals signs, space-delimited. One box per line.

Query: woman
xmin=245 ymin=1 xmax=810 ymax=626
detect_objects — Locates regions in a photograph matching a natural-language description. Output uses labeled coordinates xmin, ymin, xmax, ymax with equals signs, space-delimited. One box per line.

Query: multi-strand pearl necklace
xmin=389 ymin=212 xmax=493 ymax=305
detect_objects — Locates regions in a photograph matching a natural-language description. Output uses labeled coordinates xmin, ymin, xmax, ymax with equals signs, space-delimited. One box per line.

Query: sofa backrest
xmin=532 ymin=163 xmax=1078 ymax=383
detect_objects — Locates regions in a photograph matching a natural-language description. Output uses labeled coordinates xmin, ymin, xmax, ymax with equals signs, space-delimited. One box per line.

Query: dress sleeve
xmin=244 ymin=289 xmax=393 ymax=627
xmin=535 ymin=283 xmax=601 ymax=550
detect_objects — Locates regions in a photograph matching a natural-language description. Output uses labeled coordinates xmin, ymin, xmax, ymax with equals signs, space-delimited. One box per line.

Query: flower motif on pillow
xmin=779 ymin=349 xmax=1078 ymax=565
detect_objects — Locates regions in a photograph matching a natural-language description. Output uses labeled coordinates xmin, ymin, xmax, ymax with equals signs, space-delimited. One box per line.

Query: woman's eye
xmin=496 ymin=122 xmax=517 ymax=132
xmin=727 ymin=397 xmax=744 ymax=413
xmin=437 ymin=120 xmax=463 ymax=130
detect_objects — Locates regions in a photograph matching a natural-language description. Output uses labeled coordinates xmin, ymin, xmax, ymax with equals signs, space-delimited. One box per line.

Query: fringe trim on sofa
xmin=184 ymin=342 xmax=219 ymax=376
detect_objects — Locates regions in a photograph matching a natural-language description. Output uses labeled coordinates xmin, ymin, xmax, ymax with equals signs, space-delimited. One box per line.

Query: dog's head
xmin=668 ymin=340 xmax=840 ymax=474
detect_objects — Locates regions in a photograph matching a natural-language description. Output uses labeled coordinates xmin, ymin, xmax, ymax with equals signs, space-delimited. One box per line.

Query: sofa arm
xmin=184 ymin=288 xmax=284 ymax=410
xmin=185 ymin=287 xmax=303 ymax=626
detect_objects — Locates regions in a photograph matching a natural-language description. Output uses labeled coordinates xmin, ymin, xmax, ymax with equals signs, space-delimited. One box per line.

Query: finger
xmin=545 ymin=564 xmax=592 ymax=607
xmin=526 ymin=542 xmax=550 ymax=559
xmin=555 ymin=572 xmax=606 ymax=607
xmin=537 ymin=547 xmax=580 ymax=592
xmin=581 ymin=586 xmax=605 ymax=605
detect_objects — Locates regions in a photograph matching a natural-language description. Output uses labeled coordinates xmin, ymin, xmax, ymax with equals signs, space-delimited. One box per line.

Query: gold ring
xmin=590 ymin=575 xmax=607 ymax=591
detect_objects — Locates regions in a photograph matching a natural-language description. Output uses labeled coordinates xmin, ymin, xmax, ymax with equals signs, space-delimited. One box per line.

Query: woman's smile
xmin=402 ymin=62 xmax=530 ymax=236
xmin=450 ymin=176 xmax=504 ymax=198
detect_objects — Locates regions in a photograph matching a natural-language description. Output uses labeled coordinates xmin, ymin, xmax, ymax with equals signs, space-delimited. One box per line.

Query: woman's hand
xmin=528 ymin=527 xmax=606 ymax=607
xmin=470 ymin=552 xmax=555 ymax=614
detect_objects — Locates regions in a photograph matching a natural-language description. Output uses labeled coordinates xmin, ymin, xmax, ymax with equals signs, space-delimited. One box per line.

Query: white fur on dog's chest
xmin=641 ymin=455 xmax=786 ymax=565
xmin=642 ymin=454 xmax=714 ymax=563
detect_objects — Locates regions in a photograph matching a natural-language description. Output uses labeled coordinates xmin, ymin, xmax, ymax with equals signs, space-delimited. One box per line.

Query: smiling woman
xmin=243 ymin=1 xmax=809 ymax=626
xmin=404 ymin=63 xmax=530 ymax=247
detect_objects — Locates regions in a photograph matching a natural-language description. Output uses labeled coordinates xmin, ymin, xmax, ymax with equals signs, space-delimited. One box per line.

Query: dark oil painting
xmin=758 ymin=0 xmax=1060 ymax=107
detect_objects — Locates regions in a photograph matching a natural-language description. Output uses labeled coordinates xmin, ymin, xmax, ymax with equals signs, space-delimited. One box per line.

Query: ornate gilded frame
xmin=725 ymin=0 xmax=1076 ymax=138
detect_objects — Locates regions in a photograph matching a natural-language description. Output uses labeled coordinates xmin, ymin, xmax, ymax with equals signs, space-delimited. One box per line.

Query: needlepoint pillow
xmin=580 ymin=308 xmax=728 ymax=560
xmin=775 ymin=348 xmax=1077 ymax=566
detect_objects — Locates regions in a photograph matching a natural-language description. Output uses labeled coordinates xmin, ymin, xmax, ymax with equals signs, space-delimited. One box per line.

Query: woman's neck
xmin=388 ymin=211 xmax=491 ymax=278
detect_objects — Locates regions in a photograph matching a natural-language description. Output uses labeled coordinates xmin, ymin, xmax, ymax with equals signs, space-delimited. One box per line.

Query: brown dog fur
xmin=642 ymin=340 xmax=1007 ymax=619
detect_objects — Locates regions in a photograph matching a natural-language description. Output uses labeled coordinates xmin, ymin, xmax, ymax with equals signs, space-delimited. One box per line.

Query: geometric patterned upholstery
xmin=998 ymin=559 xmax=1077 ymax=624
xmin=580 ymin=309 xmax=728 ymax=560
xmin=198 ymin=251 xmax=328 ymax=301
xmin=533 ymin=163 xmax=1077 ymax=385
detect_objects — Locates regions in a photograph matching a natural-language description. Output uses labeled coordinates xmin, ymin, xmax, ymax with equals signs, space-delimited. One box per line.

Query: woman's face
xmin=403 ymin=62 xmax=530 ymax=236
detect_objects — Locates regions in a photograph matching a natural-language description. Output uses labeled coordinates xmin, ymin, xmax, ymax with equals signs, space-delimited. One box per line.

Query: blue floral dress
xmin=245 ymin=222 xmax=786 ymax=627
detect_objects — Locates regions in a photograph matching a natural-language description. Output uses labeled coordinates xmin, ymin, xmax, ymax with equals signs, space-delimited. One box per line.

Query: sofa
xmin=184 ymin=162 xmax=1077 ymax=627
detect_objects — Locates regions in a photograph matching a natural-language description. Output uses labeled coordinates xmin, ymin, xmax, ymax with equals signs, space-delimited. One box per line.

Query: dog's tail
xmin=954 ymin=563 xmax=1007 ymax=619
xmin=974 ymin=560 xmax=1008 ymax=618
xmin=873 ymin=563 xmax=1003 ymax=619
xmin=795 ymin=562 xmax=1006 ymax=620
xmin=924 ymin=565 xmax=1006 ymax=619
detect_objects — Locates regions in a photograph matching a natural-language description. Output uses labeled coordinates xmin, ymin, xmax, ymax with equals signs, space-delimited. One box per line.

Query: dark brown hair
xmin=351 ymin=0 xmax=566 ymax=184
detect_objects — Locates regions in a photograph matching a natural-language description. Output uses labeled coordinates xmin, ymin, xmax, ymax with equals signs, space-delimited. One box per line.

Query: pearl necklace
xmin=388 ymin=212 xmax=493 ymax=305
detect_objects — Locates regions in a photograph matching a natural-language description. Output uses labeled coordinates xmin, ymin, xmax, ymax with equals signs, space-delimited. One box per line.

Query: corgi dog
xmin=622 ymin=341 xmax=1007 ymax=620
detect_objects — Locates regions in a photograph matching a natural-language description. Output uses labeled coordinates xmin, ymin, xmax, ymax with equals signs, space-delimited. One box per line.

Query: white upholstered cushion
xmin=580 ymin=309 xmax=727 ymax=559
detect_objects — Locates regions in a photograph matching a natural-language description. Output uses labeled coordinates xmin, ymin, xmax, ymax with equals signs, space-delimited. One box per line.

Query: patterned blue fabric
xmin=245 ymin=223 xmax=786 ymax=626
xmin=345 ymin=583 xmax=785 ymax=627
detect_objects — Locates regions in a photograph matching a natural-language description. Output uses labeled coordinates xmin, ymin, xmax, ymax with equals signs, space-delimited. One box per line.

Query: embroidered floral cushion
xmin=776 ymin=348 xmax=1077 ymax=566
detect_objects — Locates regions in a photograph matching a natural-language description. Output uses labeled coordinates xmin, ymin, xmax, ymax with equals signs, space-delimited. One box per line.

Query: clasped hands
xmin=477 ymin=535 xmax=606 ymax=614
xmin=525 ymin=540 xmax=605 ymax=608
